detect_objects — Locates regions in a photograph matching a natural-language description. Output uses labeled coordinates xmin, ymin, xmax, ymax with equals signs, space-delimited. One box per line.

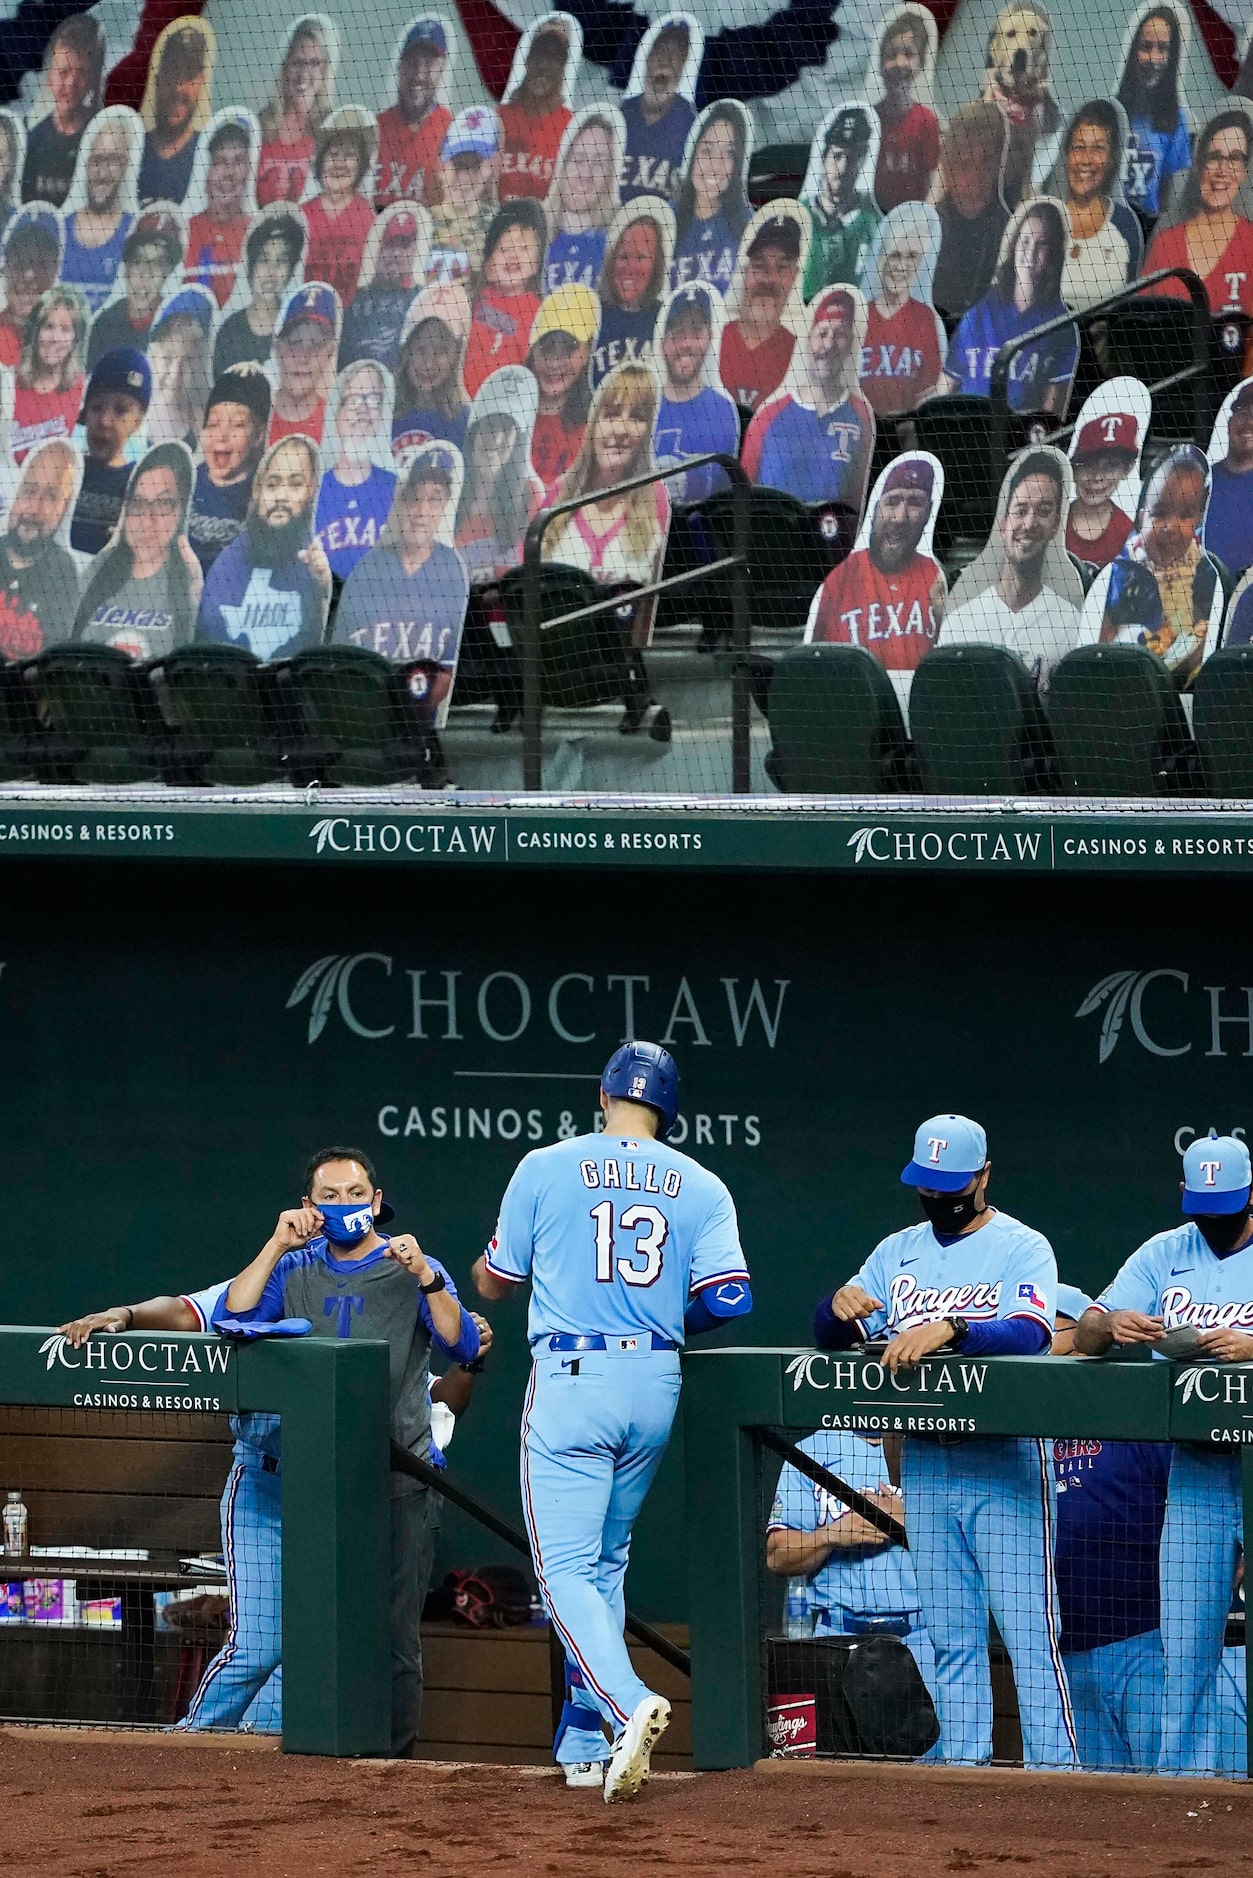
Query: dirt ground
xmin=1 ymin=1732 xmax=1251 ymax=1878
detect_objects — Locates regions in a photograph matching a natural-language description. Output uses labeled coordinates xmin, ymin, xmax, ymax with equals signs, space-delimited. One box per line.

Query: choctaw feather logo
xmin=1175 ymin=1366 xmax=1210 ymax=1404
xmin=1075 ymin=970 xmax=1142 ymax=1063
xmin=286 ymin=955 xmax=349 ymax=1042
xmin=785 ymin=1353 xmax=830 ymax=1391
xmin=846 ymin=827 xmax=886 ymax=863
xmin=38 ymin=1334 xmax=73 ymax=1370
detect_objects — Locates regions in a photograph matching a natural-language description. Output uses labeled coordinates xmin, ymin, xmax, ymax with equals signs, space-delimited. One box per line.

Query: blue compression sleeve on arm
xmin=814 ymin=1294 xmax=863 ymax=1349
xmin=442 ymin=1304 xmax=481 ymax=1364
xmin=685 ymin=1280 xmax=753 ymax=1335
xmin=958 ymin=1316 xmax=1050 ymax=1356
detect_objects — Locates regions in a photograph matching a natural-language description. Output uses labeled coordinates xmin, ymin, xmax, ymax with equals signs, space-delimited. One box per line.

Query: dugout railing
xmin=682 ymin=1346 xmax=1252 ymax=1774
xmin=0 ymin=1326 xmax=391 ymax=1754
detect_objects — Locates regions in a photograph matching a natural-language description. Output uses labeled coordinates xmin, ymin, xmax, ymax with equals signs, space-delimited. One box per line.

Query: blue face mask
xmin=319 ymin=1201 xmax=376 ymax=1246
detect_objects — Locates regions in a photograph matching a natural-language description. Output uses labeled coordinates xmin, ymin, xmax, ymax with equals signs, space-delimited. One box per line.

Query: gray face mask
xmin=1188 ymin=1207 xmax=1251 ymax=1257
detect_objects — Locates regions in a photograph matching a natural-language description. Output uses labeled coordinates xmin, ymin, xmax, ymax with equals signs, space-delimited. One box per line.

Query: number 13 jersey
xmin=483 ymin=1132 xmax=749 ymax=1345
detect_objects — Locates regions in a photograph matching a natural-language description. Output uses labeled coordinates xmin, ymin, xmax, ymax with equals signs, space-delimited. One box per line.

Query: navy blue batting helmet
xmin=601 ymin=1041 xmax=679 ymax=1140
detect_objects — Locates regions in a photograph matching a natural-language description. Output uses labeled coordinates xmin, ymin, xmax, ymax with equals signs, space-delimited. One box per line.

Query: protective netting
xmin=0 ymin=3 xmax=1252 ymax=791
xmin=0 ymin=1404 xmax=274 ymax=1730
xmin=758 ymin=1425 xmax=1249 ymax=1775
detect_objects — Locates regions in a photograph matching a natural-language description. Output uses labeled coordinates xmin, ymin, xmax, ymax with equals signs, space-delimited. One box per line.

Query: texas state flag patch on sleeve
xmin=1018 ymin=1283 xmax=1047 ymax=1312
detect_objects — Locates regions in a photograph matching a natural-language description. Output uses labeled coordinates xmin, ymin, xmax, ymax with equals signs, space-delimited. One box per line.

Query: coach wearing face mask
xmin=1076 ymin=1132 xmax=1253 ymax=1776
xmin=810 ymin=1115 xmax=1076 ymax=1771
xmin=195 ymin=1145 xmax=480 ymax=1756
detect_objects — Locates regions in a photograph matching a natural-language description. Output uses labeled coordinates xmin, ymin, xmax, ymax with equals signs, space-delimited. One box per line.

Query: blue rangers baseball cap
xmin=1182 ymin=1130 xmax=1252 ymax=1215
xmin=280 ymin=281 xmax=339 ymax=337
xmin=901 ymin=1114 xmax=988 ymax=1192
xmin=442 ymin=106 xmax=500 ymax=162
xmin=85 ymin=347 xmax=151 ymax=411
xmin=665 ymin=284 xmax=713 ymax=330
xmin=404 ymin=18 xmax=448 ymax=55
xmin=153 ymin=286 xmax=216 ymax=337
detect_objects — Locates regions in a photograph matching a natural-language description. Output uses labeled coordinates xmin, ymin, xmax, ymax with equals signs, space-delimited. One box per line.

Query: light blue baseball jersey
xmin=484 ymin=1130 xmax=749 ymax=1344
xmin=768 ymin=1432 xmax=921 ymax=1619
xmin=848 ymin=1211 xmax=1056 ymax=1339
xmin=1096 ymin=1225 xmax=1253 ymax=1330
xmin=184 ymin=1278 xmax=281 ymax=1457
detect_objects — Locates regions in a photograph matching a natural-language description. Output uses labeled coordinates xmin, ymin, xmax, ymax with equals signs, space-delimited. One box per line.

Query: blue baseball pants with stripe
xmin=521 ymin=1347 xmax=681 ymax=1739
xmin=900 ymin=1436 xmax=1077 ymax=1768
xmin=181 ymin=1454 xmax=281 ymax=1732
xmin=1063 ymin=1630 xmax=1163 ymax=1771
xmin=1158 ymin=1446 xmax=1242 ymax=1775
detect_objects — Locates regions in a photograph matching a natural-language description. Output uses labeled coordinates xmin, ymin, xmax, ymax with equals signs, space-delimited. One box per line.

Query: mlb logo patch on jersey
xmin=1018 ymin=1282 xmax=1047 ymax=1311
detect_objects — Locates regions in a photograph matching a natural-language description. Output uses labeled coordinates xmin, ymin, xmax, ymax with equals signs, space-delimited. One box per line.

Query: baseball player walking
xmin=815 ymin=1113 xmax=1078 ymax=1768
xmin=1075 ymin=1131 xmax=1253 ymax=1774
xmin=473 ymin=1042 xmax=752 ymax=1802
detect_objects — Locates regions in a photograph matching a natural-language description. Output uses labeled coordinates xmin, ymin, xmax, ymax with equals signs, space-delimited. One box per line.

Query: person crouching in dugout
xmin=188 ymin=1144 xmax=480 ymax=1755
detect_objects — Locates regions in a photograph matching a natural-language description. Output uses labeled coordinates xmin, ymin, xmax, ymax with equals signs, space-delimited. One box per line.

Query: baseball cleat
xmin=603 ymin=1695 xmax=670 ymax=1803
xmin=564 ymin=1761 xmax=605 ymax=1788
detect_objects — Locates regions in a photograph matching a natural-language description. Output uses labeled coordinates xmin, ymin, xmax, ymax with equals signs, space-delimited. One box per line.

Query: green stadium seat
xmin=149 ymin=644 xmax=280 ymax=786
xmin=271 ymin=644 xmax=437 ymax=787
xmin=691 ymin=486 xmax=835 ymax=643
xmin=766 ymin=644 xmax=913 ymax=793
xmin=505 ymin=565 xmax=641 ymax=707
xmin=1193 ymin=647 xmax=1253 ymax=795
xmin=0 ymin=658 xmax=34 ymax=781
xmin=909 ymin=646 xmax=1054 ymax=794
xmin=747 ymin=143 xmax=809 ymax=205
xmin=20 ymin=646 xmax=160 ymax=785
xmin=1210 ymin=312 xmax=1253 ymax=421
xmin=1103 ymin=297 xmax=1206 ymax=446
xmin=1047 ymin=645 xmax=1200 ymax=797
xmin=910 ymin=395 xmax=999 ymax=563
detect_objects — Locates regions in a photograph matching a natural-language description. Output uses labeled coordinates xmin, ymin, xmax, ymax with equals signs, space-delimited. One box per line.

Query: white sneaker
xmin=603 ymin=1695 xmax=671 ymax=1804
xmin=564 ymin=1761 xmax=605 ymax=1789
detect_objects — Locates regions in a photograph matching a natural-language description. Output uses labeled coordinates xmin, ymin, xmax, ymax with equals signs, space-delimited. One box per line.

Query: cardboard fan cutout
xmin=800 ymin=100 xmax=881 ymax=300
xmin=653 ymin=280 xmax=738 ymax=503
xmin=857 ymin=200 xmax=945 ymax=418
xmin=1078 ymin=441 xmax=1224 ymax=685
xmin=1205 ymin=374 xmax=1253 ymax=578
xmin=942 ymin=443 xmax=1084 ymax=686
xmin=742 ymin=283 xmax=875 ymax=517
xmin=334 ymin=436 xmax=470 ymax=723
xmin=1065 ymin=375 xmax=1150 ymax=568
xmin=805 ymin=448 xmax=945 ymax=670
xmin=314 ymin=357 xmax=398 ymax=582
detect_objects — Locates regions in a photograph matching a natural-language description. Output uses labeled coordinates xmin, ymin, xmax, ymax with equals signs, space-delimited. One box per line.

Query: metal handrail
xmin=520 ymin=453 xmax=753 ymax=792
xmin=389 ymin=1438 xmax=691 ymax=1678
xmin=987 ymin=266 xmax=1212 ymax=468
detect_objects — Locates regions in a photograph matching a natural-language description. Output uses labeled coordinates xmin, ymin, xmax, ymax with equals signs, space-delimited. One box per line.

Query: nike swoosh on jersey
xmin=1171 ymin=1266 xmax=1194 ymax=1276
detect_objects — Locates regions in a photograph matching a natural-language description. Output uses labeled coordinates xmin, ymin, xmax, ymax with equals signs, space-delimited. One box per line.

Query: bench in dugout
xmin=0 ymin=1405 xmax=234 ymax=1728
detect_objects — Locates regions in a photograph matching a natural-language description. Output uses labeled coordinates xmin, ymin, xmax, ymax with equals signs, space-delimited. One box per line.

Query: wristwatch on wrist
xmin=459 ymin=1356 xmax=487 ymax=1374
xmin=419 ymin=1271 xmax=447 ymax=1296
xmin=946 ymin=1315 xmax=970 ymax=1348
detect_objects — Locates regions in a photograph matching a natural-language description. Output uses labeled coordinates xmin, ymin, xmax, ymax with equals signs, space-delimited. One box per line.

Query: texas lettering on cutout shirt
xmin=808 ymin=546 xmax=940 ymax=669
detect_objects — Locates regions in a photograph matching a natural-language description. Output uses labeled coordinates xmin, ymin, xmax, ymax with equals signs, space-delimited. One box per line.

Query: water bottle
xmin=3 ymin=1491 xmax=27 ymax=1558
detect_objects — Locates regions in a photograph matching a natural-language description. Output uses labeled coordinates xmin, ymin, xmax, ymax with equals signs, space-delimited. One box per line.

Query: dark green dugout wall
xmin=2 ymin=858 xmax=1249 ymax=1617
